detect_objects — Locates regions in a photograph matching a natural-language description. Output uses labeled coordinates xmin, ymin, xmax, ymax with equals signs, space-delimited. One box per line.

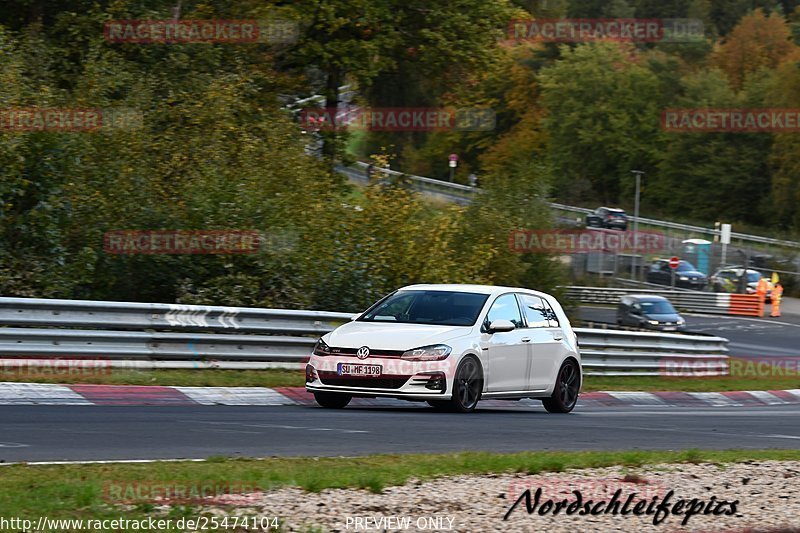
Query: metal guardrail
xmin=338 ymin=162 xmax=800 ymax=249
xmin=0 ymin=297 xmax=728 ymax=376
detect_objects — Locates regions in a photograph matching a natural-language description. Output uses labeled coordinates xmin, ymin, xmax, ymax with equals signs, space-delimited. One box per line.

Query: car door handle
xmin=521 ymin=337 xmax=531 ymax=342
xmin=553 ymin=333 xmax=563 ymax=341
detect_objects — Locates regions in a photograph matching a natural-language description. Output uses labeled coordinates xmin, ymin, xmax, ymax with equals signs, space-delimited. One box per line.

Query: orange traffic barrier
xmin=729 ymin=294 xmax=762 ymax=317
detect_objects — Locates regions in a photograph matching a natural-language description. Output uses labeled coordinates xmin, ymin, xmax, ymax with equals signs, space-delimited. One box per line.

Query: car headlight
xmin=647 ymin=320 xmax=659 ymax=325
xmin=401 ymin=344 xmax=452 ymax=361
xmin=313 ymin=338 xmax=331 ymax=356
xmin=677 ymin=318 xmax=685 ymax=325
xmin=679 ymin=276 xmax=689 ymax=281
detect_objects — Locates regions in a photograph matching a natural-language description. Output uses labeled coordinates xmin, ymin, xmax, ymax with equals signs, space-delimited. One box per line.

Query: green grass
xmin=2 ymin=449 xmax=800 ymax=531
xmin=2 ymin=368 xmax=798 ymax=393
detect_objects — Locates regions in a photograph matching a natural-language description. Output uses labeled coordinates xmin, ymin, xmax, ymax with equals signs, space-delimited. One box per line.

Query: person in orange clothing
xmin=771 ymin=283 xmax=784 ymax=317
xmin=756 ymin=276 xmax=769 ymax=317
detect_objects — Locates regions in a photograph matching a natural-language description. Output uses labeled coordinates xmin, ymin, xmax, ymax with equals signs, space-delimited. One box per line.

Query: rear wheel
xmin=446 ymin=356 xmax=483 ymax=413
xmin=314 ymin=392 xmax=352 ymax=409
xmin=542 ymin=359 xmax=580 ymax=413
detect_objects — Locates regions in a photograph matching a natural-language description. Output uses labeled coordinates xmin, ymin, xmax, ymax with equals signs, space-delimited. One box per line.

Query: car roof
xmin=399 ymin=284 xmax=551 ymax=299
xmin=625 ymin=295 xmax=669 ymax=302
xmin=717 ymin=266 xmax=760 ymax=274
xmin=602 ymin=207 xmax=625 ymax=212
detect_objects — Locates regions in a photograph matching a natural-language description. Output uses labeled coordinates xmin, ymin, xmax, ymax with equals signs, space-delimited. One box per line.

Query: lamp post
xmin=631 ymin=170 xmax=644 ymax=280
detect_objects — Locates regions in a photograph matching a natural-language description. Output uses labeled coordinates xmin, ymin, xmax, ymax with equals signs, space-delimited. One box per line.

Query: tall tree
xmin=538 ymin=42 xmax=662 ymax=203
xmin=712 ymin=8 xmax=797 ymax=88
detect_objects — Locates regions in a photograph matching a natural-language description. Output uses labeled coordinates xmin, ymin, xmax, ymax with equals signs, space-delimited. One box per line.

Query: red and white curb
xmin=1 ymin=383 xmax=800 ymax=408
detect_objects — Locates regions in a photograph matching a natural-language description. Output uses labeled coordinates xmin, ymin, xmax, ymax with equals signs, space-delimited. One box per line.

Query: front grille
xmin=328 ymin=347 xmax=406 ymax=358
xmin=318 ymin=372 xmax=410 ymax=389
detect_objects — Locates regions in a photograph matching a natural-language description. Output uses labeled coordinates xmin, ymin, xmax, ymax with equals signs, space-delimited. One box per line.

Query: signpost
xmin=449 ymin=153 xmax=458 ymax=182
xmin=720 ymin=223 xmax=731 ymax=267
xmin=669 ymin=256 xmax=680 ymax=288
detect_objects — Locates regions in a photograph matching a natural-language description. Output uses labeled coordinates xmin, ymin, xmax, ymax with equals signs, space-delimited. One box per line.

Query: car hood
xmin=644 ymin=313 xmax=682 ymax=322
xmin=324 ymin=321 xmax=474 ymax=350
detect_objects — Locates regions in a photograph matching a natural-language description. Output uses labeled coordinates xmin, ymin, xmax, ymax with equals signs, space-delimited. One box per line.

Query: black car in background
xmin=646 ymin=259 xmax=708 ymax=290
xmin=585 ymin=207 xmax=628 ymax=230
xmin=617 ymin=295 xmax=686 ymax=331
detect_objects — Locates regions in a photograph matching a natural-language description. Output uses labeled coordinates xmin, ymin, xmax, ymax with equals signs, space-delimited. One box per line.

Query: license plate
xmin=663 ymin=326 xmax=676 ymax=331
xmin=337 ymin=363 xmax=382 ymax=376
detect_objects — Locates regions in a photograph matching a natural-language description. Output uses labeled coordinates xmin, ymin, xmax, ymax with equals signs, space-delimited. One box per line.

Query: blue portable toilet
xmin=682 ymin=239 xmax=712 ymax=275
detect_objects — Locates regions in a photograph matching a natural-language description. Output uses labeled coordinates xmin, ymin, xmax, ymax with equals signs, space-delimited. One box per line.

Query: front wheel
xmin=446 ymin=356 xmax=483 ymax=413
xmin=314 ymin=392 xmax=352 ymax=409
xmin=542 ymin=359 xmax=580 ymax=413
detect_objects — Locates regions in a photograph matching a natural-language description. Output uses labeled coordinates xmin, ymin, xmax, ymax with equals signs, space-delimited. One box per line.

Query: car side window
xmin=541 ymin=299 xmax=560 ymax=328
xmin=518 ymin=294 xmax=549 ymax=328
xmin=486 ymin=294 xmax=524 ymax=329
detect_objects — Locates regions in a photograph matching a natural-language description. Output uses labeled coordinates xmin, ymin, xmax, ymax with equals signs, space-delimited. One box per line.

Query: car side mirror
xmin=488 ymin=319 xmax=516 ymax=333
xmin=631 ymin=308 xmax=641 ymax=316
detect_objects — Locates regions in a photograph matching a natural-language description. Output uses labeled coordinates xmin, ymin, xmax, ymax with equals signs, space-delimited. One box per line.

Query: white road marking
xmin=0 ymin=382 xmax=91 ymax=405
xmin=0 ymin=442 xmax=29 ymax=448
xmin=193 ymin=420 xmax=368 ymax=434
xmin=175 ymin=387 xmax=297 ymax=406
xmin=606 ymin=392 xmax=668 ymax=406
xmin=0 ymin=459 xmax=209 ymax=467
xmin=686 ymin=392 xmax=741 ymax=407
xmin=761 ymin=434 xmax=800 ymax=440
xmin=745 ymin=390 xmax=788 ymax=405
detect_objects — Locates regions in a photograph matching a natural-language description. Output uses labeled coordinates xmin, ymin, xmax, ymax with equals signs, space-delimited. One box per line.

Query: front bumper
xmin=305 ymin=355 xmax=453 ymax=399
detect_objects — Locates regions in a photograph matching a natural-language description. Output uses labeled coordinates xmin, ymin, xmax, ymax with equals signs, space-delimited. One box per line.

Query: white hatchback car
xmin=305 ymin=284 xmax=581 ymax=413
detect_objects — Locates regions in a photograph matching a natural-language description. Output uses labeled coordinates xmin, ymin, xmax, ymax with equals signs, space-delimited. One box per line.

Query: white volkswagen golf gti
xmin=305 ymin=284 xmax=581 ymax=413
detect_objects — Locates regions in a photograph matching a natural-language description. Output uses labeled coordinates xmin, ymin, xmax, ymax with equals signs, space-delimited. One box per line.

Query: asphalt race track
xmin=2 ymin=403 xmax=800 ymax=463
xmin=578 ymin=306 xmax=800 ymax=358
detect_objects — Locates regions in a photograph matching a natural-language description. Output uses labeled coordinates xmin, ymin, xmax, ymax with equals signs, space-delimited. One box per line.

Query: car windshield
xmin=746 ymin=272 xmax=761 ymax=283
xmin=358 ymin=290 xmax=490 ymax=326
xmin=677 ymin=261 xmax=697 ymax=272
xmin=639 ymin=300 xmax=677 ymax=315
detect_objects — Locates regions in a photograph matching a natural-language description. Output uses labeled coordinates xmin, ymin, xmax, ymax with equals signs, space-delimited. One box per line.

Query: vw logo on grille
xmin=356 ymin=346 xmax=370 ymax=359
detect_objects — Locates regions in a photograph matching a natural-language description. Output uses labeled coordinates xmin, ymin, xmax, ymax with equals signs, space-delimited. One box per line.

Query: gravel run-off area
xmin=187 ymin=460 xmax=800 ymax=532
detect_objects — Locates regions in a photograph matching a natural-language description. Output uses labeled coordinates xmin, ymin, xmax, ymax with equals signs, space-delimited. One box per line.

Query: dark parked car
xmin=585 ymin=207 xmax=628 ymax=230
xmin=646 ymin=259 xmax=707 ymax=290
xmin=617 ymin=295 xmax=686 ymax=331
